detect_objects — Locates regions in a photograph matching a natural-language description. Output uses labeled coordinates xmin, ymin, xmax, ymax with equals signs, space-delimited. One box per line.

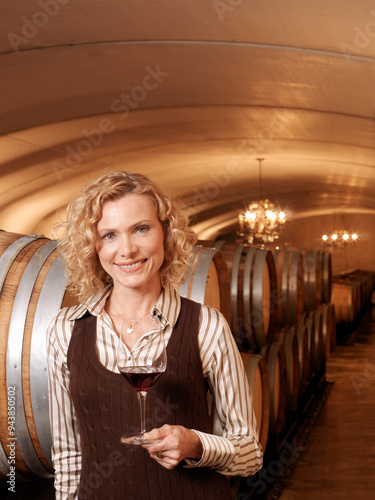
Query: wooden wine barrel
xmin=345 ymin=272 xmax=373 ymax=311
xmin=290 ymin=323 xmax=310 ymax=398
xmin=240 ymin=352 xmax=270 ymax=453
xmin=0 ymin=231 xmax=78 ymax=481
xmin=331 ymin=280 xmax=357 ymax=323
xmin=273 ymin=248 xmax=304 ymax=327
xmin=210 ymin=352 xmax=270 ymax=454
xmin=320 ymin=251 xmax=332 ymax=304
xmin=319 ymin=302 xmax=336 ymax=359
xmin=277 ymin=328 xmax=300 ymax=428
xmin=179 ymin=245 xmax=231 ymax=324
xmin=301 ymin=249 xmax=323 ymax=311
xmin=300 ymin=312 xmax=315 ymax=381
xmin=260 ymin=343 xmax=287 ymax=440
xmin=199 ymin=241 xmax=277 ymax=351
xmin=311 ymin=310 xmax=325 ymax=380
xmin=333 ymin=270 xmax=375 ymax=318
xmin=354 ymin=270 xmax=375 ymax=305
xmin=301 ymin=311 xmax=324 ymax=380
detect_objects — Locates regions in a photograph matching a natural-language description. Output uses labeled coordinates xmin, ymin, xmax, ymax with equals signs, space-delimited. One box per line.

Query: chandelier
xmin=321 ymin=229 xmax=358 ymax=249
xmin=238 ymin=158 xmax=286 ymax=245
xmin=320 ymin=211 xmax=358 ymax=249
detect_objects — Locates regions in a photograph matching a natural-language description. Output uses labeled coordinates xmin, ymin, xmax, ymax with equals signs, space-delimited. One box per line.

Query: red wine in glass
xmin=119 ymin=366 xmax=165 ymax=391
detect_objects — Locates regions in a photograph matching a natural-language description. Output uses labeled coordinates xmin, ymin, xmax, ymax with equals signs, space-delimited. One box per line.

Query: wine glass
xmin=117 ymin=327 xmax=167 ymax=445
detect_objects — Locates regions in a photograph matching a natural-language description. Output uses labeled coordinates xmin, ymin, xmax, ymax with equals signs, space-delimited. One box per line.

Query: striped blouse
xmin=47 ymin=286 xmax=263 ymax=499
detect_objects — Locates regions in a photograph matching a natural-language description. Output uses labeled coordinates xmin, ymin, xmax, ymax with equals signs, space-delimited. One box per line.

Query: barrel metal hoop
xmin=288 ymin=251 xmax=301 ymax=323
xmin=212 ymin=240 xmax=225 ymax=251
xmin=230 ymin=245 xmax=244 ymax=339
xmin=309 ymin=250 xmax=319 ymax=309
xmin=6 ymin=240 xmax=58 ymax=478
xmin=0 ymin=235 xmax=41 ymax=293
xmin=0 ymin=442 xmax=10 ymax=475
xmin=0 ymin=442 xmax=28 ymax=481
xmin=190 ymin=247 xmax=216 ymax=306
xmin=30 ymin=253 xmax=67 ymax=466
xmin=179 ymin=245 xmax=200 ymax=298
xmin=243 ymin=247 xmax=256 ymax=345
xmin=281 ymin=250 xmax=291 ymax=323
xmin=252 ymin=249 xmax=268 ymax=347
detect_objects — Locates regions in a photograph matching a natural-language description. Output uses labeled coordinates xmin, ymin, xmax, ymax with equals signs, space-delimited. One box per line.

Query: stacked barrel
xmin=0 ymin=231 xmax=77 ymax=482
xmin=295 ymin=249 xmax=335 ymax=410
xmin=331 ymin=269 xmax=375 ymax=326
xmin=182 ymin=241 xmax=375 ymax=498
xmin=193 ymin=242 xmax=338 ymax=459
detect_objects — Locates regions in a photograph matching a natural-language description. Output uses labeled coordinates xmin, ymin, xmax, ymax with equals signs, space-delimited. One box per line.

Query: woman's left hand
xmin=143 ymin=424 xmax=203 ymax=469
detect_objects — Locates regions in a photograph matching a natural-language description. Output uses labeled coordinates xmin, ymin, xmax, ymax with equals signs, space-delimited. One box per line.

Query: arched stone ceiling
xmin=0 ymin=0 xmax=374 ymax=241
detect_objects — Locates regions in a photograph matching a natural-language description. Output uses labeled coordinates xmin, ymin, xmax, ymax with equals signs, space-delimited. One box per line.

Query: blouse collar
xmin=66 ymin=285 xmax=181 ymax=329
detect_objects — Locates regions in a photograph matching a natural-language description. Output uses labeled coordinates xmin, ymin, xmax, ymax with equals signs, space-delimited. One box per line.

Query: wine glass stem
xmin=137 ymin=390 xmax=148 ymax=435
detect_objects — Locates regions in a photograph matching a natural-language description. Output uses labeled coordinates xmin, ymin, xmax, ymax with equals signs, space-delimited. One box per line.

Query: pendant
xmin=127 ymin=326 xmax=133 ymax=334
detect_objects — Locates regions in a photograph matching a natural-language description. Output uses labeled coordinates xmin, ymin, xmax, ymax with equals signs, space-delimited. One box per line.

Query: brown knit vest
xmin=67 ymin=297 xmax=235 ymax=500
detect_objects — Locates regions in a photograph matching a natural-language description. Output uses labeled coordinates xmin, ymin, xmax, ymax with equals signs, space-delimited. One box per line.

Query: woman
xmin=47 ymin=171 xmax=262 ymax=500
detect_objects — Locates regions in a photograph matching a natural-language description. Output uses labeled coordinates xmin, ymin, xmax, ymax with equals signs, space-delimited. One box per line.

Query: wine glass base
xmin=120 ymin=434 xmax=162 ymax=445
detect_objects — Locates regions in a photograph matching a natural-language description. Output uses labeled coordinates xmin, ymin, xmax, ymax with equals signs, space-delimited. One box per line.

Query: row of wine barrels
xmin=198 ymin=241 xmax=278 ymax=351
xmin=267 ymin=305 xmax=333 ymax=438
xmin=184 ymin=242 xmax=338 ymax=456
xmin=194 ymin=242 xmax=335 ymax=455
xmin=0 ymin=231 xmax=78 ymax=481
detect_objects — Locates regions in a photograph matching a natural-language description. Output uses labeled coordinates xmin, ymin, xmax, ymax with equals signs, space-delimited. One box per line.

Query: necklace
xmin=110 ymin=300 xmax=151 ymax=334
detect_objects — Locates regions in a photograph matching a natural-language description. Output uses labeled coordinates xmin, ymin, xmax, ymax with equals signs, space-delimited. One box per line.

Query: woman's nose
xmin=119 ymin=234 xmax=136 ymax=257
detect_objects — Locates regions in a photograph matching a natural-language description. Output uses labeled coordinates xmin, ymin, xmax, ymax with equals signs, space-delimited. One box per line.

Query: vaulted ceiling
xmin=1 ymin=0 xmax=374 ymax=243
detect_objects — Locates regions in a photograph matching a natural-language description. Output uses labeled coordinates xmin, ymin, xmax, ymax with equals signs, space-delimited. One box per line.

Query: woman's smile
xmin=116 ymin=258 xmax=147 ymax=271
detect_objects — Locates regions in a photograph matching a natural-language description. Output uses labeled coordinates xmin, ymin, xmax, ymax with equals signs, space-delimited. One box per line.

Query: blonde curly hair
xmin=56 ymin=171 xmax=197 ymax=301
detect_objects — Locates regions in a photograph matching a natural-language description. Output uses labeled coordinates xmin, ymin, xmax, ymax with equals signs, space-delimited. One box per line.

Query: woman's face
xmin=95 ymin=193 xmax=165 ymax=295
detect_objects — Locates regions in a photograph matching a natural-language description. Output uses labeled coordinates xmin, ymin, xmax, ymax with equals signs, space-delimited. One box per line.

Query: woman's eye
xmin=136 ymin=225 xmax=149 ymax=234
xmin=101 ymin=232 xmax=115 ymax=240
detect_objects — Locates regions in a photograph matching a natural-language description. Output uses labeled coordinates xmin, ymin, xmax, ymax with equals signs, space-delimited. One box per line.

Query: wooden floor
xmin=276 ymin=305 xmax=375 ymax=500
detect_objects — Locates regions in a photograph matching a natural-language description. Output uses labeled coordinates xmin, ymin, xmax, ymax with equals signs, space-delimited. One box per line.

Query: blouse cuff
xmin=183 ymin=430 xmax=235 ymax=470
